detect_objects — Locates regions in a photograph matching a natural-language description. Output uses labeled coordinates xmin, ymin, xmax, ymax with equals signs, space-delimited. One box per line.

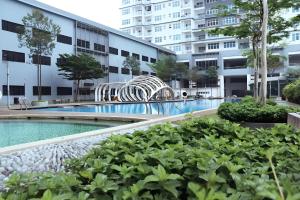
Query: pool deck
xmin=0 ymin=109 xmax=157 ymax=122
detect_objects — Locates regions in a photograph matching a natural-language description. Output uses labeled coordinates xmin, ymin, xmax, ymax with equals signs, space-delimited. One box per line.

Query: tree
xmin=244 ymin=48 xmax=285 ymax=95
xmin=150 ymin=56 xmax=188 ymax=86
xmin=18 ymin=9 xmax=60 ymax=100
xmin=211 ymin=0 xmax=300 ymax=103
xmin=186 ymin=67 xmax=205 ymax=93
xmin=123 ymin=56 xmax=141 ymax=78
xmin=206 ymin=66 xmax=218 ymax=97
xmin=56 ymin=54 xmax=105 ymax=102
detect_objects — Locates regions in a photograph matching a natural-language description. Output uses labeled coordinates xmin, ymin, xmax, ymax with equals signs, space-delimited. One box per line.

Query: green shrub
xmin=218 ymin=96 xmax=299 ymax=123
xmin=283 ymin=79 xmax=300 ymax=104
xmin=1 ymin=118 xmax=300 ymax=199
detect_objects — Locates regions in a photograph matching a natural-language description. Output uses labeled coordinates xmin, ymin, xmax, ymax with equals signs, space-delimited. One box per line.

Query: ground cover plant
xmin=218 ymin=96 xmax=300 ymax=123
xmin=1 ymin=118 xmax=300 ymax=199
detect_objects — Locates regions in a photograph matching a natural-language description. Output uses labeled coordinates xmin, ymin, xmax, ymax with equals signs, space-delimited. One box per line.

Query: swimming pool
xmin=39 ymin=99 xmax=224 ymax=115
xmin=0 ymin=120 xmax=125 ymax=148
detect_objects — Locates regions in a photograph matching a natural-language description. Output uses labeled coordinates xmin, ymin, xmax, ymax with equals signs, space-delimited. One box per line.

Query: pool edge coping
xmin=0 ymin=108 xmax=217 ymax=155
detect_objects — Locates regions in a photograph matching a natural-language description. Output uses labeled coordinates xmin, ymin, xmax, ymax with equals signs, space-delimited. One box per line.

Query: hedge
xmin=218 ymin=96 xmax=300 ymax=123
xmin=1 ymin=118 xmax=300 ymax=199
xmin=283 ymin=79 xmax=300 ymax=104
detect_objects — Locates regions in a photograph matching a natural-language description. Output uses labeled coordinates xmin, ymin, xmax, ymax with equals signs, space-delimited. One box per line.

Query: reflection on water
xmin=42 ymin=99 xmax=225 ymax=115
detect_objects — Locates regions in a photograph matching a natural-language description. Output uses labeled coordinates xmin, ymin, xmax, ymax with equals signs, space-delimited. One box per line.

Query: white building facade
xmin=121 ymin=0 xmax=300 ymax=98
xmin=0 ymin=0 xmax=175 ymax=106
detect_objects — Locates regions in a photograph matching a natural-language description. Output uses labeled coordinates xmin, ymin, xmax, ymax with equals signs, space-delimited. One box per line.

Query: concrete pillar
xmin=218 ymin=75 xmax=225 ymax=98
xmin=246 ymin=74 xmax=251 ymax=91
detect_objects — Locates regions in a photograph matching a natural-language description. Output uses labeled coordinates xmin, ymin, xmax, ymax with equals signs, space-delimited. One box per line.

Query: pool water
xmin=0 ymin=120 xmax=123 ymax=148
xmin=40 ymin=99 xmax=224 ymax=115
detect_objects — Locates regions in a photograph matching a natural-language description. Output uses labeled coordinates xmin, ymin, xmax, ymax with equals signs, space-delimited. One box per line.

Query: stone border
xmin=0 ymin=108 xmax=217 ymax=155
xmin=288 ymin=113 xmax=300 ymax=129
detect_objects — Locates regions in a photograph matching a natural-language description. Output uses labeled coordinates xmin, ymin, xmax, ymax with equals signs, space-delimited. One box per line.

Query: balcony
xmin=194 ymin=2 xmax=204 ymax=9
xmin=181 ymin=1 xmax=192 ymax=8
xmin=181 ymin=14 xmax=192 ymax=19
xmin=134 ymin=10 xmax=142 ymax=16
xmin=134 ymin=21 xmax=143 ymax=26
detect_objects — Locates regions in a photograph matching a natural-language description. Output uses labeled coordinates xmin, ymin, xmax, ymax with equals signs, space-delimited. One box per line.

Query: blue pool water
xmin=39 ymin=99 xmax=224 ymax=115
xmin=0 ymin=120 xmax=125 ymax=148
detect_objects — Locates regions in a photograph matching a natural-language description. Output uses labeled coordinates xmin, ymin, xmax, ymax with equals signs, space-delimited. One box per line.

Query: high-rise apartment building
xmin=120 ymin=0 xmax=300 ymax=98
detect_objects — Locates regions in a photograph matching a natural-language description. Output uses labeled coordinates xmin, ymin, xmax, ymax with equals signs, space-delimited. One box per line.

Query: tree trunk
xmin=259 ymin=0 xmax=268 ymax=105
xmin=252 ymin=43 xmax=258 ymax=99
xmin=37 ymin=54 xmax=42 ymax=101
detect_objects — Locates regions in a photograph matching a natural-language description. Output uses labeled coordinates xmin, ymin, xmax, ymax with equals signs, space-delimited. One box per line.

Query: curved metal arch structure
xmin=95 ymin=76 xmax=175 ymax=102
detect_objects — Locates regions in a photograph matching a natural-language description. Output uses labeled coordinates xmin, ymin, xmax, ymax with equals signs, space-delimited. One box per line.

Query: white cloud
xmin=37 ymin=0 xmax=121 ymax=29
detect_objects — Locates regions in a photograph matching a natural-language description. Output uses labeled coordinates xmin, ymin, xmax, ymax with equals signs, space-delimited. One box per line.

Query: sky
xmin=37 ymin=0 xmax=121 ymax=29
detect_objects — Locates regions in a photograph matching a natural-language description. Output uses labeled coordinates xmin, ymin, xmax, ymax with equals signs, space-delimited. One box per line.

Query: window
xmin=57 ymin=87 xmax=72 ymax=95
xmin=224 ymin=41 xmax=236 ymax=48
xmin=2 ymin=50 xmax=25 ymax=63
xmin=2 ymin=85 xmax=25 ymax=96
xmin=289 ymin=54 xmax=300 ymax=66
xmin=32 ymin=55 xmax=51 ymax=65
xmin=121 ymin=68 xmax=130 ymax=74
xmin=132 ymin=53 xmax=140 ymax=60
xmin=122 ymin=19 xmax=130 ymax=25
xmin=155 ymin=15 xmax=162 ymax=21
xmin=207 ymin=18 xmax=219 ymax=27
xmin=155 ymin=26 xmax=162 ymax=32
xmin=79 ymin=88 xmax=91 ymax=95
xmin=155 ymin=37 xmax=162 ymax=43
xmin=122 ymin=0 xmax=130 ymax=5
xmin=123 ymin=29 xmax=131 ymax=34
xmin=172 ymin=1 xmax=180 ymax=7
xmin=206 ymin=0 xmax=218 ymax=3
xmin=173 ymin=45 xmax=181 ymax=52
xmin=292 ymin=7 xmax=300 ymax=13
xmin=150 ymin=58 xmax=157 ymax=63
xmin=77 ymin=39 xmax=90 ymax=49
xmin=173 ymin=23 xmax=181 ymax=29
xmin=94 ymin=43 xmax=106 ymax=52
xmin=172 ymin=12 xmax=180 ymax=18
xmin=224 ymin=58 xmax=247 ymax=69
xmin=173 ymin=34 xmax=181 ymax=40
xmin=145 ymin=5 xmax=151 ymax=11
xmin=223 ymin=17 xmax=237 ymax=25
xmin=208 ymin=43 xmax=219 ymax=50
xmin=292 ymin=33 xmax=300 ymax=41
xmin=206 ymin=9 xmax=218 ymax=15
xmin=122 ymin=8 xmax=130 ymax=15
xmin=142 ymin=71 xmax=149 ymax=75
xmin=154 ymin=4 xmax=162 ymax=11
xmin=196 ymin=60 xmax=218 ymax=70
xmin=142 ymin=55 xmax=149 ymax=62
xmin=121 ymin=50 xmax=129 ymax=57
xmin=1 ymin=20 xmax=24 ymax=34
xmin=33 ymin=86 xmax=51 ymax=96
xmin=109 ymin=66 xmax=119 ymax=73
xmin=239 ymin=42 xmax=249 ymax=49
xmin=57 ymin=34 xmax=72 ymax=45
xmin=109 ymin=47 xmax=118 ymax=55
xmin=151 ymin=72 xmax=156 ymax=76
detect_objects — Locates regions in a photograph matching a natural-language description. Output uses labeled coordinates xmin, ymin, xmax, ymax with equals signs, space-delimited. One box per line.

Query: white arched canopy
xmin=95 ymin=75 xmax=175 ymax=102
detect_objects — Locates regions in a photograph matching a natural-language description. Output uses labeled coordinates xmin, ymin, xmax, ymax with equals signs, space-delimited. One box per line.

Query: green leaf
xmin=41 ymin=190 xmax=52 ymax=200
